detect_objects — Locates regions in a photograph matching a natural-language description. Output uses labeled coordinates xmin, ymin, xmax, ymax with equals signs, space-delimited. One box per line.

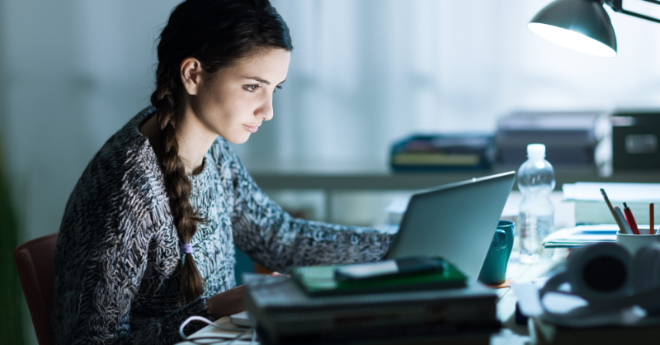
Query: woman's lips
xmin=243 ymin=124 xmax=259 ymax=133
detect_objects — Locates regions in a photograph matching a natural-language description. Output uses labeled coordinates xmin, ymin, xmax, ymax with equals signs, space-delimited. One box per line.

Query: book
xmin=291 ymin=260 xmax=467 ymax=297
xmin=530 ymin=316 xmax=660 ymax=345
xmin=257 ymin=321 xmax=497 ymax=345
xmin=542 ymin=224 xmax=619 ymax=248
xmin=244 ymin=275 xmax=498 ymax=339
xmin=389 ymin=134 xmax=494 ymax=172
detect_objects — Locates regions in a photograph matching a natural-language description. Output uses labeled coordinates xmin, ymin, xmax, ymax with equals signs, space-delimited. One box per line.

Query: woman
xmin=52 ymin=0 xmax=393 ymax=344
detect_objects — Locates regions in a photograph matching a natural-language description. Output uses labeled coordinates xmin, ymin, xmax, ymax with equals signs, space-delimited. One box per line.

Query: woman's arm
xmin=53 ymin=210 xmax=213 ymax=345
xmin=217 ymin=142 xmax=395 ymax=273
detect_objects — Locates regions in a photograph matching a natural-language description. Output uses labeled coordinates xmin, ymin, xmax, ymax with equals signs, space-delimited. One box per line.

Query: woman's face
xmin=185 ymin=48 xmax=291 ymax=144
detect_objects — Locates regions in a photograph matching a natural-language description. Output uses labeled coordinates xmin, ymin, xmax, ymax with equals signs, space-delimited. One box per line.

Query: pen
xmin=651 ymin=203 xmax=655 ymax=235
xmin=623 ymin=202 xmax=640 ymax=235
xmin=614 ymin=206 xmax=633 ymax=234
xmin=601 ymin=188 xmax=627 ymax=234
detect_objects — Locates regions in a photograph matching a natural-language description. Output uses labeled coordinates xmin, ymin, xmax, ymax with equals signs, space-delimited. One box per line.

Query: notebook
xmin=291 ymin=259 xmax=467 ymax=296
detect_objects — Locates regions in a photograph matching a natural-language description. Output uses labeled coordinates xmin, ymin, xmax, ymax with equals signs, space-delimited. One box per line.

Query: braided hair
xmin=151 ymin=0 xmax=293 ymax=303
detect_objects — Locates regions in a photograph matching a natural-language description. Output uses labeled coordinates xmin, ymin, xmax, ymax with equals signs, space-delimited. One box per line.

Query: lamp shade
xmin=528 ymin=0 xmax=617 ymax=57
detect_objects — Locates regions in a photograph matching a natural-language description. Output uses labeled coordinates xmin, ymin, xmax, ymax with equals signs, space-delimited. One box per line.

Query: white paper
xmin=543 ymin=225 xmax=618 ymax=247
xmin=563 ymin=182 xmax=660 ymax=202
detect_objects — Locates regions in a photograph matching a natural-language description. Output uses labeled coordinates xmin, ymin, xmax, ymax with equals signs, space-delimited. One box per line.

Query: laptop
xmin=385 ymin=171 xmax=516 ymax=280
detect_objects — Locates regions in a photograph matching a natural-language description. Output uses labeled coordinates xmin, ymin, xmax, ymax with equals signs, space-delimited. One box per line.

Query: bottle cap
xmin=527 ymin=143 xmax=546 ymax=158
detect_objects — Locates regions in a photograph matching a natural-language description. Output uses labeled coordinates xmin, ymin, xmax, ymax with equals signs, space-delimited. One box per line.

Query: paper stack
xmin=563 ymin=182 xmax=660 ymax=225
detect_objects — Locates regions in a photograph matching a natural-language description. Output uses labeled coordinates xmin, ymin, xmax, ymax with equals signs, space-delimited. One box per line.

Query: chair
xmin=14 ymin=232 xmax=58 ymax=345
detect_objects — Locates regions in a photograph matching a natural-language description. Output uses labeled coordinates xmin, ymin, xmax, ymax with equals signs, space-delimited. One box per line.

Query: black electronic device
xmin=612 ymin=111 xmax=660 ymax=170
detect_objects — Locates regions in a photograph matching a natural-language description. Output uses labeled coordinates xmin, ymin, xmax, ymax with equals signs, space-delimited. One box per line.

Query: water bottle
xmin=517 ymin=144 xmax=555 ymax=263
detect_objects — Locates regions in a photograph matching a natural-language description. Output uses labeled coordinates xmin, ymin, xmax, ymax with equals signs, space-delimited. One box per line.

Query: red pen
xmin=623 ymin=202 xmax=640 ymax=235
xmin=651 ymin=203 xmax=655 ymax=235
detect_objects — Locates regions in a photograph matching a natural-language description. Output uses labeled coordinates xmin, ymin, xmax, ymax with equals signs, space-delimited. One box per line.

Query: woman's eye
xmin=244 ymin=85 xmax=259 ymax=92
xmin=273 ymin=85 xmax=283 ymax=94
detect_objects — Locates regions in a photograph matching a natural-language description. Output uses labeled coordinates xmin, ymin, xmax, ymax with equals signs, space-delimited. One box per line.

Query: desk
xmin=491 ymin=259 xmax=559 ymax=345
xmin=182 ymin=259 xmax=561 ymax=345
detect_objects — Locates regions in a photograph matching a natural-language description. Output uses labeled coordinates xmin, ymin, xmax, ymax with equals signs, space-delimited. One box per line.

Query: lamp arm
xmin=604 ymin=0 xmax=660 ymax=24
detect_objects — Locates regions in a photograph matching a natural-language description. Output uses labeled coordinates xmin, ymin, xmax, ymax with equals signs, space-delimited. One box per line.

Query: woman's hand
xmin=206 ymin=285 xmax=246 ymax=319
xmin=206 ymin=272 xmax=282 ymax=318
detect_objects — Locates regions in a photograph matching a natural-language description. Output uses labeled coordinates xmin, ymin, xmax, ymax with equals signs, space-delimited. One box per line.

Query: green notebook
xmin=292 ymin=258 xmax=467 ymax=296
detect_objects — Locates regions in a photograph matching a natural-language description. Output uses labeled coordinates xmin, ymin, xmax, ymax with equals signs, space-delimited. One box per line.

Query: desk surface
xmin=181 ymin=258 xmax=559 ymax=345
xmin=491 ymin=259 xmax=558 ymax=345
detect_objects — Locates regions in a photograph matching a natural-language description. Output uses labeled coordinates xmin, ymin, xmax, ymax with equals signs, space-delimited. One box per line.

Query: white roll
xmin=567 ymin=242 xmax=633 ymax=301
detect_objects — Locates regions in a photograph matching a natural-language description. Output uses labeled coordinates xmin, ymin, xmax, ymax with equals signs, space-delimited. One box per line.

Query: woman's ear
xmin=180 ymin=57 xmax=204 ymax=95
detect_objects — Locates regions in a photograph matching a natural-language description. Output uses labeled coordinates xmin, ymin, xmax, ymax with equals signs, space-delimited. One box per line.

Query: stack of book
xmin=530 ymin=316 xmax=660 ymax=345
xmin=244 ymin=261 xmax=500 ymax=345
xmin=389 ymin=134 xmax=495 ymax=172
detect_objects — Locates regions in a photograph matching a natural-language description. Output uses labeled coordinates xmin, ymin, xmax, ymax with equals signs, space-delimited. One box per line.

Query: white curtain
xmin=2 ymin=0 xmax=660 ymax=239
xmin=235 ymin=0 xmax=660 ymax=167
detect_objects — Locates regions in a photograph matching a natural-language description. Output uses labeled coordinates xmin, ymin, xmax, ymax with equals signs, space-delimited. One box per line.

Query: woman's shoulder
xmin=66 ymin=107 xmax=168 ymax=220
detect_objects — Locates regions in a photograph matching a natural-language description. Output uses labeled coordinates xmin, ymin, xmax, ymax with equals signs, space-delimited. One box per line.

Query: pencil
xmin=614 ymin=206 xmax=633 ymax=234
xmin=601 ymin=188 xmax=627 ymax=233
xmin=623 ymin=202 xmax=640 ymax=235
xmin=651 ymin=203 xmax=655 ymax=235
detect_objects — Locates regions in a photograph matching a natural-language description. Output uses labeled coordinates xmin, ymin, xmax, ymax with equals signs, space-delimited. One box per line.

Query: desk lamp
xmin=529 ymin=0 xmax=660 ymax=57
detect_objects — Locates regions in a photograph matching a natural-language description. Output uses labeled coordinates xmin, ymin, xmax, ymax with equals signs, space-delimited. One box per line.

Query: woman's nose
xmin=256 ymin=94 xmax=274 ymax=121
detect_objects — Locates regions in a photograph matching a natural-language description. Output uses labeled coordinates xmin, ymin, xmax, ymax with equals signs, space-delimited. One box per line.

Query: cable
xmin=179 ymin=315 xmax=257 ymax=345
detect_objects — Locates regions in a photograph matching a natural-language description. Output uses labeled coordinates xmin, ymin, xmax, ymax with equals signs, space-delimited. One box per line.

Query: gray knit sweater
xmin=52 ymin=107 xmax=393 ymax=345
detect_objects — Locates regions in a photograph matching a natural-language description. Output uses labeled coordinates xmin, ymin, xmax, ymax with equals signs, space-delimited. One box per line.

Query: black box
xmin=612 ymin=111 xmax=660 ymax=170
xmin=496 ymin=111 xmax=607 ymax=166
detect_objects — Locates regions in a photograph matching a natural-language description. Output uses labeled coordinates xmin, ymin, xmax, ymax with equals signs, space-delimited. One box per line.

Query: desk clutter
xmin=389 ymin=110 xmax=612 ymax=173
xmin=515 ymin=242 xmax=660 ymax=345
xmin=543 ymin=182 xmax=660 ymax=249
xmin=390 ymin=110 xmax=660 ymax=174
xmin=243 ymin=258 xmax=500 ymax=345
xmin=524 ymin=181 xmax=660 ymax=343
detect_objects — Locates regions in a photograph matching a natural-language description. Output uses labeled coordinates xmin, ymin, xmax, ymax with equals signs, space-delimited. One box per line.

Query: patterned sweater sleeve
xmin=220 ymin=143 xmax=395 ymax=272
xmin=54 ymin=192 xmax=213 ymax=345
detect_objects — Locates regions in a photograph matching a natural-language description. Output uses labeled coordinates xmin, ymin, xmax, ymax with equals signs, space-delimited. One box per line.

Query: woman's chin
xmin=223 ymin=134 xmax=251 ymax=145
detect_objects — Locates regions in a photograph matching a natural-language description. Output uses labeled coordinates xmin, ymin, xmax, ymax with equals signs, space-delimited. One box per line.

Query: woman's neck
xmin=139 ymin=111 xmax=217 ymax=175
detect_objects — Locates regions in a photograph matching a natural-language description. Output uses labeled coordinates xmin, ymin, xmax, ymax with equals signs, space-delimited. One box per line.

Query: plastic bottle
xmin=517 ymin=144 xmax=555 ymax=263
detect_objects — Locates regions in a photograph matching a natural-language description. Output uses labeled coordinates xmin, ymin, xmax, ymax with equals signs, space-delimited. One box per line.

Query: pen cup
xmin=616 ymin=228 xmax=660 ymax=255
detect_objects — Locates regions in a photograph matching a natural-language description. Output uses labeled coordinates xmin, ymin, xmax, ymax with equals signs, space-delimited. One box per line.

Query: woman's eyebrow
xmin=245 ymin=77 xmax=286 ymax=86
xmin=246 ymin=76 xmax=270 ymax=85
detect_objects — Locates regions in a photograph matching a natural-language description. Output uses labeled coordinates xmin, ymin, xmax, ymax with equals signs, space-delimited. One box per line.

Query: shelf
xmin=247 ymin=162 xmax=660 ymax=191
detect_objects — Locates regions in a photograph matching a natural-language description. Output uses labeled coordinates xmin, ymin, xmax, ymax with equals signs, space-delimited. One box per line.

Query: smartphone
xmin=334 ymin=256 xmax=445 ymax=282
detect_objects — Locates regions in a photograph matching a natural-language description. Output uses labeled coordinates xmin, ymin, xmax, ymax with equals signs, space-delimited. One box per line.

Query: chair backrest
xmin=14 ymin=232 xmax=58 ymax=345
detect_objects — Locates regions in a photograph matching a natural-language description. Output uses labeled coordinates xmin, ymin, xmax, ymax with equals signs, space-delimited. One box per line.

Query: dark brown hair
xmin=151 ymin=0 xmax=293 ymax=303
